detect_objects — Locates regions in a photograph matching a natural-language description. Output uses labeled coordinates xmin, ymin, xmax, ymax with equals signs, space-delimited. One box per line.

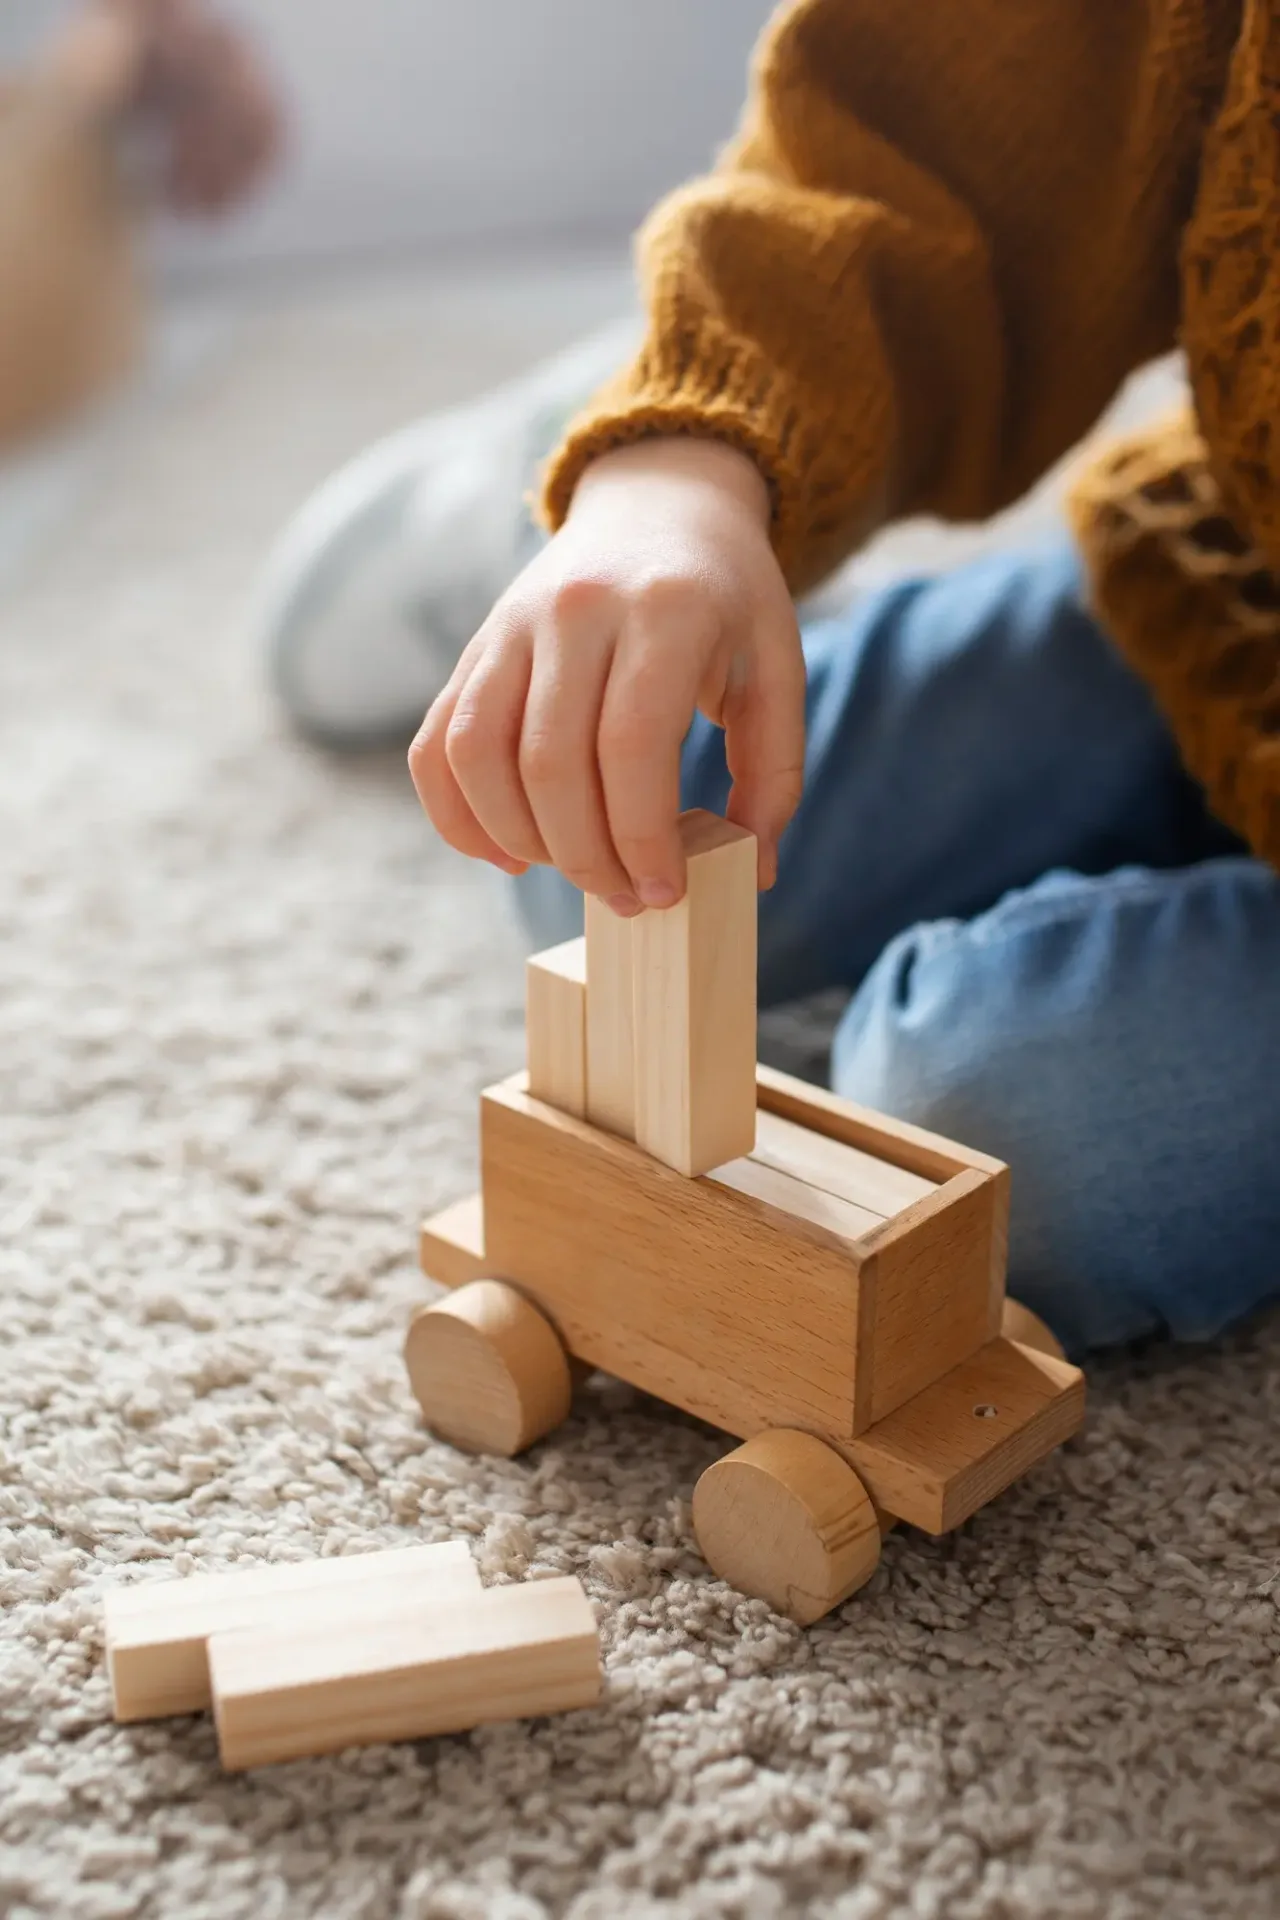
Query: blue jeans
xmin=514 ymin=536 xmax=1280 ymax=1357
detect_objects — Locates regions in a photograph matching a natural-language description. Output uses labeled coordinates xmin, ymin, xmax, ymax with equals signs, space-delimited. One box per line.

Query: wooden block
xmin=480 ymin=1074 xmax=1002 ymax=1438
xmin=526 ymin=937 xmax=587 ymax=1117
xmin=692 ymin=1429 xmax=881 ymax=1624
xmin=752 ymin=1108 xmax=937 ymax=1218
xmin=631 ymin=811 xmax=757 ymax=1177
xmin=105 ymin=1541 xmax=480 ymax=1723
xmin=856 ymin=1170 xmax=1001 ymax=1427
xmin=584 ymin=893 xmax=635 ymax=1139
xmin=758 ymin=1062 xmax=1009 ymax=1347
xmin=709 ymin=1151 xmax=882 ymax=1244
xmin=845 ymin=1337 xmax=1085 ymax=1533
xmin=756 ymin=1062 xmax=1006 ymax=1184
xmin=405 ymin=1279 xmax=573 ymax=1456
xmin=419 ymin=1193 xmax=486 ymax=1291
xmin=481 ymin=1075 xmax=864 ymax=1439
xmin=209 ymin=1575 xmax=600 ymax=1770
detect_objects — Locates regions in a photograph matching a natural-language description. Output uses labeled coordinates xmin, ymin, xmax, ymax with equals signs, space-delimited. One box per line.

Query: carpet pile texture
xmin=1 ymin=276 xmax=1277 ymax=1919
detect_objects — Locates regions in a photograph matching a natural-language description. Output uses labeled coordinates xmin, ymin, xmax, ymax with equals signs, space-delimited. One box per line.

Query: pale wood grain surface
xmin=752 ymin=1108 xmax=938 ymax=1218
xmin=692 ymin=1429 xmax=881 ymax=1624
xmin=584 ymin=894 xmax=636 ymax=1139
xmin=209 ymin=1576 xmax=601 ymax=1770
xmin=526 ymin=937 xmax=587 ymax=1118
xmin=404 ymin=1278 xmax=573 ymax=1456
xmin=845 ymin=1338 xmax=1085 ymax=1533
xmin=632 ymin=811 xmax=758 ymax=1177
xmin=418 ymin=1193 xmax=486 ymax=1291
xmin=857 ymin=1170 xmax=1001 ymax=1430
xmin=481 ymin=1076 xmax=862 ymax=1442
xmin=106 ymin=1542 xmax=480 ymax=1723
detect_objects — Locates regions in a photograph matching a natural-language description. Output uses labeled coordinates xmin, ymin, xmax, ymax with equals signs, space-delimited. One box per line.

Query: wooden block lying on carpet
xmin=209 ymin=1574 xmax=601 ymax=1770
xmin=105 ymin=1541 xmax=480 ymax=1722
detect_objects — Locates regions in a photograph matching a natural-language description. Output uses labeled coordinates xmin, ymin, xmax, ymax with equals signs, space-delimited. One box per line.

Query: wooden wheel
xmin=692 ymin=1429 xmax=881 ymax=1625
xmin=405 ymin=1280 xmax=572 ymax=1457
xmin=1001 ymin=1296 xmax=1067 ymax=1362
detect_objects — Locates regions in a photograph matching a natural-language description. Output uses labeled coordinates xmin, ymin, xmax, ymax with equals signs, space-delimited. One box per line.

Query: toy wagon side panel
xmin=479 ymin=1076 xmax=864 ymax=1442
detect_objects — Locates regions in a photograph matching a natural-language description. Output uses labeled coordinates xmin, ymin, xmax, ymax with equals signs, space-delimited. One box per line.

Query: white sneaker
xmin=256 ymin=318 xmax=640 ymax=748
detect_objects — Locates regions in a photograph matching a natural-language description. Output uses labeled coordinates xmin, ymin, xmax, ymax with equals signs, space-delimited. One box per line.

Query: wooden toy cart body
xmin=409 ymin=815 xmax=1084 ymax=1624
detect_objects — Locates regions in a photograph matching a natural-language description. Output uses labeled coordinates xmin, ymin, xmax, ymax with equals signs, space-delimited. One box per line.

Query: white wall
xmin=9 ymin=0 xmax=774 ymax=274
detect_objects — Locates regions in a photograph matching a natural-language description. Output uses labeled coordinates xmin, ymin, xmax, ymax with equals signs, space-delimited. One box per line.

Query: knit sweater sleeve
xmin=541 ymin=0 xmax=1233 ymax=593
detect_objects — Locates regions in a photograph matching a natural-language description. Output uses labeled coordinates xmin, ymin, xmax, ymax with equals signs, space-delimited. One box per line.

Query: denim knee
xmin=829 ymin=864 xmax=1280 ymax=1357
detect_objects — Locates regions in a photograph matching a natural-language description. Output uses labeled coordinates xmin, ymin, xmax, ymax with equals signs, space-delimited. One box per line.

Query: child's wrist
xmin=573 ymin=434 xmax=771 ymax=525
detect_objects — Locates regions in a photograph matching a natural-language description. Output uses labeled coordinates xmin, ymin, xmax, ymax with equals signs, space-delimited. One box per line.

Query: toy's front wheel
xmin=405 ymin=1279 xmax=572 ymax=1457
xmin=692 ymin=1430 xmax=881 ymax=1624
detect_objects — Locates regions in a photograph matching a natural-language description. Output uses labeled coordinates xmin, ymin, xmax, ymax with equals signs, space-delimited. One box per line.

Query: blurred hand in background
xmin=0 ymin=0 xmax=281 ymax=449
xmin=47 ymin=0 xmax=282 ymax=214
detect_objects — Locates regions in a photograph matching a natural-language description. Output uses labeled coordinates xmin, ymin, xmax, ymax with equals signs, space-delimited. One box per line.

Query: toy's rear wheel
xmin=1001 ymin=1297 xmax=1067 ymax=1361
xmin=405 ymin=1279 xmax=572 ymax=1457
xmin=692 ymin=1429 xmax=881 ymax=1624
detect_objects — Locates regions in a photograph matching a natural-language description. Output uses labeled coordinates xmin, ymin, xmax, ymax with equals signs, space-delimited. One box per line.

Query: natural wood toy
xmin=409 ymin=811 xmax=1084 ymax=1625
xmin=104 ymin=1542 xmax=601 ymax=1769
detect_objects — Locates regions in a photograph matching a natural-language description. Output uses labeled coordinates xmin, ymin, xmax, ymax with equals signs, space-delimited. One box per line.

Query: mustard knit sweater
xmin=542 ymin=0 xmax=1280 ymax=875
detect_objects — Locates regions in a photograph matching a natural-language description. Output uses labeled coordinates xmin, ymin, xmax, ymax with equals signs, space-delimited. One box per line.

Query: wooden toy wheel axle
xmin=405 ymin=1280 xmax=573 ymax=1457
xmin=693 ymin=1429 xmax=882 ymax=1624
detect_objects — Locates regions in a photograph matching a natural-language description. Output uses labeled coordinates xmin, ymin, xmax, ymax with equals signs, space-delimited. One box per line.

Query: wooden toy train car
xmin=408 ymin=813 xmax=1084 ymax=1624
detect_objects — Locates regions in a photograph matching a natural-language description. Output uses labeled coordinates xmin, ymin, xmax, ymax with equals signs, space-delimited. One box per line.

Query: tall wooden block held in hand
xmin=584 ymin=894 xmax=635 ymax=1138
xmin=632 ymin=811 xmax=757 ymax=1176
xmin=526 ymin=937 xmax=586 ymax=1117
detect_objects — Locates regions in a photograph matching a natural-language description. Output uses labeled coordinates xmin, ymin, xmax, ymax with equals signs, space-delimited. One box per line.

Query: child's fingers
xmin=519 ymin=612 xmax=636 ymax=907
xmin=722 ymin=620 xmax=806 ymax=889
xmin=443 ymin=633 xmax=550 ymax=869
xmin=408 ymin=682 xmax=530 ymax=878
xmin=598 ymin=600 xmax=714 ymax=907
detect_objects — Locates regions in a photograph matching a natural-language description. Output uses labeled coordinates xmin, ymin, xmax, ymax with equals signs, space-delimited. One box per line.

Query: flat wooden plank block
xmin=210 ymin=1575 xmax=600 ymax=1770
xmin=846 ymin=1337 xmax=1085 ymax=1533
xmin=105 ymin=1541 xmax=481 ymax=1723
xmin=481 ymin=1075 xmax=865 ymax=1439
xmin=632 ymin=811 xmax=758 ymax=1177
xmin=752 ymin=1108 xmax=937 ymax=1219
xmin=526 ymin=937 xmax=587 ymax=1118
xmin=856 ymin=1170 xmax=1000 ymax=1429
xmin=756 ymin=1063 xmax=1007 ymax=1184
xmin=419 ymin=1193 xmax=486 ymax=1291
xmin=710 ymin=1152 xmax=882 ymax=1245
xmin=584 ymin=894 xmax=635 ymax=1138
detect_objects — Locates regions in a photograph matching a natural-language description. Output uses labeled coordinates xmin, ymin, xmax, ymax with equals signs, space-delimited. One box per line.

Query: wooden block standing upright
xmin=526 ymin=936 xmax=587 ymax=1117
xmin=584 ymin=894 xmax=635 ymax=1139
xmin=209 ymin=1575 xmax=600 ymax=1770
xmin=105 ymin=1541 xmax=481 ymax=1723
xmin=632 ymin=811 xmax=757 ymax=1177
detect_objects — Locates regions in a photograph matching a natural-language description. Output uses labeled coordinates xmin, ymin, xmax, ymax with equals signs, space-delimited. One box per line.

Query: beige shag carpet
xmin=1 ymin=269 xmax=1278 ymax=1920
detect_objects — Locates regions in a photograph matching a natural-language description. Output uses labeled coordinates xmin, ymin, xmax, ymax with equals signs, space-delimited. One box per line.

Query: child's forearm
xmin=543 ymin=0 xmax=1231 ymax=593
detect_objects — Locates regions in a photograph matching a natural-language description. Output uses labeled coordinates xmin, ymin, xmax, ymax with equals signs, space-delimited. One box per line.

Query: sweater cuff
xmin=538 ymin=330 xmax=892 ymax=597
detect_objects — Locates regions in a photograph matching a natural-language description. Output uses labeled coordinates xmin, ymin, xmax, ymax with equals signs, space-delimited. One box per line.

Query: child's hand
xmin=409 ymin=437 xmax=804 ymax=912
